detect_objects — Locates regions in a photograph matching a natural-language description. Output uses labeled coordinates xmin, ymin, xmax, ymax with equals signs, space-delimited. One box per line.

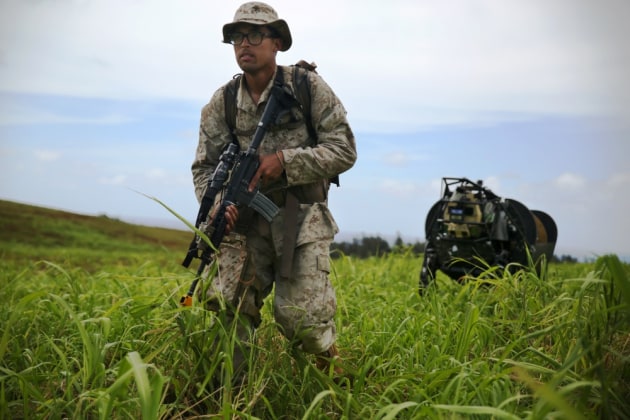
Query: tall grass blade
xmin=377 ymin=401 xmax=419 ymax=420
xmin=433 ymin=404 xmax=520 ymax=420
xmin=301 ymin=390 xmax=334 ymax=420
xmin=513 ymin=367 xmax=587 ymax=420
xmin=135 ymin=191 xmax=214 ymax=251
xmin=126 ymin=351 xmax=165 ymax=420
xmin=0 ymin=291 xmax=45 ymax=361
xmin=597 ymin=254 xmax=630 ymax=310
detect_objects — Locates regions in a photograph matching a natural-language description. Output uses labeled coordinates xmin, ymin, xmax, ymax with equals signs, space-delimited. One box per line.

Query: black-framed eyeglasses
xmin=226 ymin=31 xmax=274 ymax=46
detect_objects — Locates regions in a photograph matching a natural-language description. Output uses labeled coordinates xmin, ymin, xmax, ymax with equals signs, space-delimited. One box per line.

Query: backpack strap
xmin=292 ymin=64 xmax=316 ymax=141
xmin=292 ymin=62 xmax=340 ymax=187
xmin=224 ymin=74 xmax=241 ymax=145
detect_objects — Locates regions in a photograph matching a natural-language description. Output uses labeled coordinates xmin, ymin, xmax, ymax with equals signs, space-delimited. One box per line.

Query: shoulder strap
xmin=292 ymin=65 xmax=316 ymax=141
xmin=224 ymin=74 xmax=241 ymax=145
xmin=292 ymin=61 xmax=340 ymax=187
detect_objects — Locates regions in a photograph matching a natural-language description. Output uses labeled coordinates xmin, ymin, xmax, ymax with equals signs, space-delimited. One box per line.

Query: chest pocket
xmin=234 ymin=103 xmax=306 ymax=136
xmin=271 ymin=106 xmax=310 ymax=134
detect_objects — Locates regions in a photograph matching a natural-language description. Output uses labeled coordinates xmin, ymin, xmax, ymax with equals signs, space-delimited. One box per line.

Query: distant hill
xmin=0 ymin=199 xmax=191 ymax=255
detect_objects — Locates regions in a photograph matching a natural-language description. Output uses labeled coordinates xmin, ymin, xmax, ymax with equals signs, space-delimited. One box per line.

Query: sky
xmin=1 ymin=0 xmax=629 ymax=260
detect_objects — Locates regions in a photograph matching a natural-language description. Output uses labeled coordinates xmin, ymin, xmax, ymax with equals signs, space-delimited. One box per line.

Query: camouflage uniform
xmin=191 ymin=65 xmax=356 ymax=354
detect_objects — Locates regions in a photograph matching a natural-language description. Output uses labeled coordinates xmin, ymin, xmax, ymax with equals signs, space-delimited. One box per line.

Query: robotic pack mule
xmin=419 ymin=177 xmax=557 ymax=293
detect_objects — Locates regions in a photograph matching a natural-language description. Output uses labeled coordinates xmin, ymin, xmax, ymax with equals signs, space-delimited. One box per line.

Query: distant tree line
xmin=331 ymin=235 xmax=425 ymax=259
xmin=550 ymin=254 xmax=578 ymax=263
xmin=331 ymin=235 xmax=578 ymax=263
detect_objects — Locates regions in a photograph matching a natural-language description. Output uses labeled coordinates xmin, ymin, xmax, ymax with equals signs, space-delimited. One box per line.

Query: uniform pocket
xmin=295 ymin=203 xmax=339 ymax=247
xmin=317 ymin=254 xmax=330 ymax=274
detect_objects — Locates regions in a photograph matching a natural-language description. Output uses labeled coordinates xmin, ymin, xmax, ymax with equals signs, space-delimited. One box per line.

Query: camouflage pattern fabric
xmin=192 ymin=65 xmax=356 ymax=354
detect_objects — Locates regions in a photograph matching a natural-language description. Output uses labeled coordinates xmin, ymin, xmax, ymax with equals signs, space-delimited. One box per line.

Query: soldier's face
xmin=231 ymin=24 xmax=280 ymax=74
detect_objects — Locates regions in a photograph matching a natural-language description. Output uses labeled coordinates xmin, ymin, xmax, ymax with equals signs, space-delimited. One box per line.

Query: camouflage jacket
xmin=192 ymin=65 xmax=356 ymax=200
xmin=191 ymin=65 xmax=357 ymax=245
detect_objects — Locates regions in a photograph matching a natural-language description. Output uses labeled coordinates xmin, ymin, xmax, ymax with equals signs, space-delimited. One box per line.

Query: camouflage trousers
xmin=201 ymin=214 xmax=337 ymax=355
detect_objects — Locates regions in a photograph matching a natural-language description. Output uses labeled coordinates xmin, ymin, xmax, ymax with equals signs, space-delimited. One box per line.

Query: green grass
xmin=1 ymin=200 xmax=629 ymax=419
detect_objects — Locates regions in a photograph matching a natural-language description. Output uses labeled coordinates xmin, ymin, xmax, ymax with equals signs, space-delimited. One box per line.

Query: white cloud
xmin=383 ymin=152 xmax=410 ymax=166
xmin=34 ymin=149 xmax=60 ymax=162
xmin=607 ymin=172 xmax=630 ymax=188
xmin=1 ymin=111 xmax=134 ymax=126
xmin=382 ymin=151 xmax=429 ymax=167
xmin=482 ymin=176 xmax=501 ymax=193
xmin=1 ymin=0 xmax=629 ymax=129
xmin=144 ymin=168 xmax=167 ymax=181
xmin=98 ymin=175 xmax=127 ymax=186
xmin=554 ymin=173 xmax=586 ymax=190
xmin=377 ymin=179 xmax=418 ymax=196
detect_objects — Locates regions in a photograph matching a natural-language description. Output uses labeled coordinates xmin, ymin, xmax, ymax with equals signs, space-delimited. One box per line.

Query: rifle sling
xmin=280 ymin=191 xmax=299 ymax=279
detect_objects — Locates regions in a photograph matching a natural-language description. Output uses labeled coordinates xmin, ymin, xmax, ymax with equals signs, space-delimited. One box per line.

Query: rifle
xmin=180 ymin=72 xmax=295 ymax=306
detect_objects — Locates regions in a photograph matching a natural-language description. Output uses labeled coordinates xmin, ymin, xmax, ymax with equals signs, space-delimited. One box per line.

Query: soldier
xmin=191 ymin=2 xmax=357 ymax=381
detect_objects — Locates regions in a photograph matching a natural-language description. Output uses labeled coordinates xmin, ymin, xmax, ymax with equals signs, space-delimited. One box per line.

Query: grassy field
xmin=1 ymin=199 xmax=629 ymax=419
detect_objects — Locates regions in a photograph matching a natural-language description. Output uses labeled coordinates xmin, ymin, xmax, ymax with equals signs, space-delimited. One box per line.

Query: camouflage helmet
xmin=222 ymin=2 xmax=292 ymax=51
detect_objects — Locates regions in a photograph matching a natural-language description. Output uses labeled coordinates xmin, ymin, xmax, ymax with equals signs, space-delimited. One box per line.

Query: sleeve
xmin=191 ymin=87 xmax=233 ymax=203
xmin=281 ymin=71 xmax=357 ymax=186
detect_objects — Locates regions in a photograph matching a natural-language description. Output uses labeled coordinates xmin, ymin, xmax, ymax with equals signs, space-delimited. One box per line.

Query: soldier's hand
xmin=210 ymin=204 xmax=239 ymax=235
xmin=249 ymin=151 xmax=284 ymax=192
xmin=224 ymin=204 xmax=239 ymax=234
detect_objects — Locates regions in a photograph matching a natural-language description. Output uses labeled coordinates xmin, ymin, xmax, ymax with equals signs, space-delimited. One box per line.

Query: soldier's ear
xmin=274 ymin=38 xmax=282 ymax=52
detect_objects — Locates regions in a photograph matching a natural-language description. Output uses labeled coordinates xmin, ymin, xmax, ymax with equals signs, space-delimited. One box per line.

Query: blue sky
xmin=1 ymin=0 xmax=629 ymax=260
